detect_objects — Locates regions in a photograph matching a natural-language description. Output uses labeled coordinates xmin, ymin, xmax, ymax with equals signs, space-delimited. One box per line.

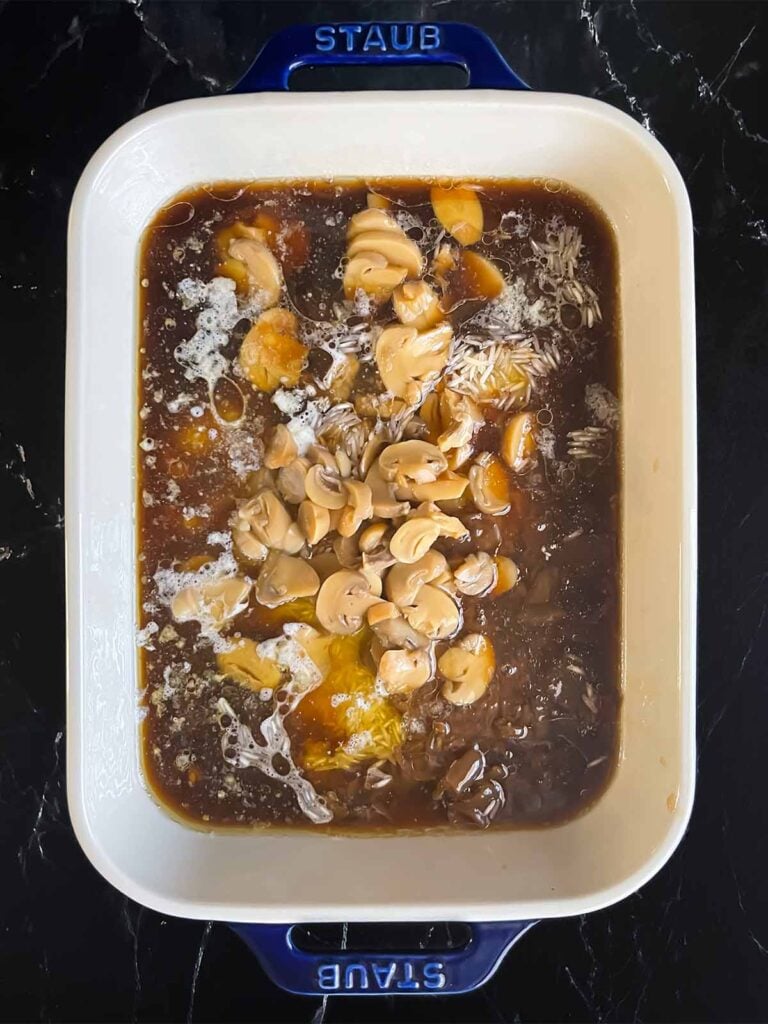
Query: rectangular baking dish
xmin=66 ymin=26 xmax=696 ymax=936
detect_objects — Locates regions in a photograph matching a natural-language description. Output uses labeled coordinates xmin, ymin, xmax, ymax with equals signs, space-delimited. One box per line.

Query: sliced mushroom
xmin=367 ymin=601 xmax=400 ymax=628
xmin=437 ymin=390 xmax=483 ymax=453
xmin=430 ymin=186 xmax=483 ymax=246
xmin=228 ymin=237 xmax=282 ymax=307
xmin=390 ymin=518 xmax=440 ymax=564
xmin=448 ymin=779 xmax=505 ymax=828
xmin=359 ymin=522 xmax=388 ymax=554
xmin=374 ymin=322 xmax=453 ymax=403
xmin=343 ymin=478 xmax=373 ymax=519
xmin=277 ymin=457 xmax=310 ymax=504
xmin=232 ymin=526 xmax=269 ymax=563
xmin=344 ymin=208 xmax=423 ymax=301
xmin=297 ymin=500 xmax=331 ymax=545
xmin=264 ymin=424 xmax=298 ymax=470
xmin=393 ymin=280 xmax=442 ymax=331
xmin=216 ymin=220 xmax=266 ymax=260
xmin=454 ymin=552 xmax=498 ymax=597
xmin=315 ymin=570 xmax=382 ymax=635
xmin=386 ymin=550 xmax=450 ymax=606
xmin=447 ymin=442 xmax=474 ymax=471
xmin=411 ymin=470 xmax=469 ymax=503
xmin=460 ymin=250 xmax=505 ymax=301
xmin=402 ymin=584 xmax=461 ymax=641
xmin=305 ymin=464 xmax=346 ymax=510
xmin=377 ymin=648 xmax=434 ymax=695
xmin=347 ymin=230 xmax=423 ymax=279
xmin=343 ymin=252 xmax=408 ymax=302
xmin=346 ymin=207 xmax=398 ymax=238
xmin=439 ymin=634 xmax=496 ymax=705
xmin=491 ymin=556 xmax=520 ymax=597
xmin=411 ymin=501 xmax=469 ymax=540
xmin=238 ymin=308 xmax=307 ymax=393
xmin=171 ymin=577 xmax=251 ymax=628
xmin=501 ymin=412 xmax=537 ymax=472
xmin=378 ymin=440 xmax=447 ymax=486
xmin=236 ymin=490 xmax=293 ymax=550
xmin=338 ymin=490 xmax=372 ymax=539
xmin=335 ymin=450 xmax=353 ymax=478
xmin=365 ymin=461 xmax=411 ymax=519
xmin=469 ymin=453 xmax=511 ymax=515
xmin=371 ymin=615 xmax=430 ymax=651
xmin=254 ymin=552 xmax=320 ymax=608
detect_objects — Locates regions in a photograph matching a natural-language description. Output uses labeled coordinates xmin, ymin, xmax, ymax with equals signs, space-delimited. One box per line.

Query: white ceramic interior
xmin=66 ymin=91 xmax=696 ymax=923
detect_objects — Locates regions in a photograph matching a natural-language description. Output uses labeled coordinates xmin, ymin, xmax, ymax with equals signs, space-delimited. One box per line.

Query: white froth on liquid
xmin=585 ymin=383 xmax=620 ymax=429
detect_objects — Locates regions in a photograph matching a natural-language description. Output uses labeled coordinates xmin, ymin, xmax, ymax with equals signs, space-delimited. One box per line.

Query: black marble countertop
xmin=2 ymin=2 xmax=767 ymax=1021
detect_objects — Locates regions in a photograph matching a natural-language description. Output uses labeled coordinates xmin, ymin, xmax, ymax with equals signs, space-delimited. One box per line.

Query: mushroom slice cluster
xmin=343 ymin=208 xmax=424 ymax=302
xmin=375 ymin=322 xmax=453 ymax=404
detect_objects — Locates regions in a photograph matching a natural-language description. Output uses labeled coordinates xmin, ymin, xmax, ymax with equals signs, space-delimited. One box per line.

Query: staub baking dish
xmin=66 ymin=23 xmax=696 ymax=995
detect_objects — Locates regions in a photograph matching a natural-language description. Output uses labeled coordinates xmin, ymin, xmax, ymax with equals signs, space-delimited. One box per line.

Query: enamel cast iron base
xmin=232 ymin=922 xmax=537 ymax=996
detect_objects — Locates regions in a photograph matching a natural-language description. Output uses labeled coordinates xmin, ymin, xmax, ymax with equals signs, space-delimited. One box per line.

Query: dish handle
xmin=233 ymin=22 xmax=529 ymax=93
xmin=231 ymin=920 xmax=537 ymax=996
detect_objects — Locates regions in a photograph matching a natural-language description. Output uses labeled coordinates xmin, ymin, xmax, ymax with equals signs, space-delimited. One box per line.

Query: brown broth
xmin=137 ymin=178 xmax=621 ymax=833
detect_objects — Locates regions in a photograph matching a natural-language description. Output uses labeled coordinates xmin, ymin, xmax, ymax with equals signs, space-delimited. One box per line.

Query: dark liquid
xmin=137 ymin=178 xmax=621 ymax=832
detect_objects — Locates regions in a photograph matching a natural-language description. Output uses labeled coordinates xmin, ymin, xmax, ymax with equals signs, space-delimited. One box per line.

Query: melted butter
xmin=292 ymin=629 xmax=404 ymax=772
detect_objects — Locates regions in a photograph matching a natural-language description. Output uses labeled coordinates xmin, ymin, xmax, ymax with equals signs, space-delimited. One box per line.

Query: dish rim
xmin=66 ymin=89 xmax=697 ymax=922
